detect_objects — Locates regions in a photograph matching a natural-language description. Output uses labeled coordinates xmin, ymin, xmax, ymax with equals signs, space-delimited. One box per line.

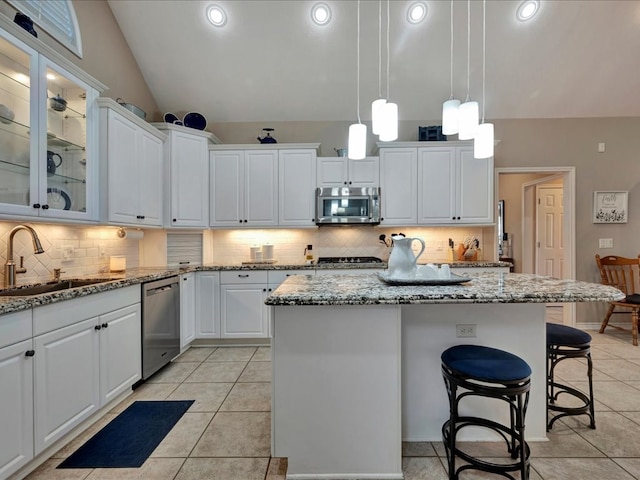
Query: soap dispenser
xmin=304 ymin=244 xmax=314 ymax=264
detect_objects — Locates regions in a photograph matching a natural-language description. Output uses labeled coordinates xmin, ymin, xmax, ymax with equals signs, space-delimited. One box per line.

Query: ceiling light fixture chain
xmin=379 ymin=0 xmax=398 ymax=142
xmin=458 ymin=0 xmax=479 ymax=140
xmin=348 ymin=0 xmax=367 ymax=159
xmin=371 ymin=0 xmax=386 ymax=135
xmin=474 ymin=0 xmax=494 ymax=159
xmin=442 ymin=0 xmax=460 ymax=135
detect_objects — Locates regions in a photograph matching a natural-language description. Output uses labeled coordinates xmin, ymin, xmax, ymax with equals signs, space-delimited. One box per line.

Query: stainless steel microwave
xmin=315 ymin=187 xmax=380 ymax=225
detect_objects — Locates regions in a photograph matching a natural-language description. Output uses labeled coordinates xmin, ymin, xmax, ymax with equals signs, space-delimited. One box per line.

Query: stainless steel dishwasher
xmin=141 ymin=276 xmax=180 ymax=380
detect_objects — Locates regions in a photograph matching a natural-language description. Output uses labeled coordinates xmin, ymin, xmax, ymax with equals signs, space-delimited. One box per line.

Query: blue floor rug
xmin=58 ymin=400 xmax=194 ymax=469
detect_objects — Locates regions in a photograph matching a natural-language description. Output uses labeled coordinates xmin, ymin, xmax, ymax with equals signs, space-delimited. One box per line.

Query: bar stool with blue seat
xmin=441 ymin=344 xmax=531 ymax=480
xmin=546 ymin=323 xmax=595 ymax=431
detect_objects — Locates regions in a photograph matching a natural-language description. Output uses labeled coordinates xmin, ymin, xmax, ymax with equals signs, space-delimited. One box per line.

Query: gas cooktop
xmin=316 ymin=256 xmax=384 ymax=264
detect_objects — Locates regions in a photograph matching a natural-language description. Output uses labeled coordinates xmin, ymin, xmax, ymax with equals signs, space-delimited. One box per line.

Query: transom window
xmin=8 ymin=0 xmax=82 ymax=58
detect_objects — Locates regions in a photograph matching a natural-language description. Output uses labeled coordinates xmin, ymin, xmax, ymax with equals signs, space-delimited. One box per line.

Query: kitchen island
xmin=265 ymin=272 xmax=624 ymax=480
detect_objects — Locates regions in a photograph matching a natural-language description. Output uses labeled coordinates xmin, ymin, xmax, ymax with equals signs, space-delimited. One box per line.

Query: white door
xmin=0 ymin=339 xmax=33 ymax=479
xmin=317 ymin=157 xmax=348 ymax=186
xmin=245 ymin=150 xmax=278 ymax=226
xmin=279 ymin=149 xmax=317 ymax=226
xmin=457 ymin=148 xmax=493 ymax=224
xmin=220 ymin=285 xmax=268 ymax=338
xmin=380 ymin=148 xmax=417 ymax=225
xmin=99 ymin=304 xmax=141 ymax=404
xmin=180 ymin=273 xmax=196 ymax=348
xmin=349 ymin=156 xmax=380 ymax=187
xmin=170 ymin=132 xmax=209 ymax=227
xmin=107 ymin=110 xmax=140 ymax=224
xmin=417 ymin=147 xmax=455 ymax=224
xmin=536 ymin=186 xmax=564 ymax=278
xmin=195 ymin=272 xmax=221 ymax=338
xmin=210 ymin=150 xmax=244 ymax=226
xmin=138 ymin=131 xmax=164 ymax=226
xmin=34 ymin=317 xmax=100 ymax=454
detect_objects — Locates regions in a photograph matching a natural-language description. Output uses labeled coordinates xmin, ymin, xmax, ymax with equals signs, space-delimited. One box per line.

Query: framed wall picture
xmin=593 ymin=191 xmax=628 ymax=223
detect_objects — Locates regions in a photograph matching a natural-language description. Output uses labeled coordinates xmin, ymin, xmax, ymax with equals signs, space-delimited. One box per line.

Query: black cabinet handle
xmin=41 ymin=204 xmax=49 ymax=210
xmin=238 ymin=274 xmax=250 ymax=278
xmin=33 ymin=203 xmax=40 ymax=209
xmin=25 ymin=350 xmax=35 ymax=357
xmin=244 ymin=219 xmax=248 ymax=223
xmin=101 ymin=323 xmax=108 ymax=329
xmin=239 ymin=220 xmax=243 ymax=223
xmin=140 ymin=215 xmax=145 ymax=219
xmin=173 ymin=218 xmax=177 ymax=222
xmin=349 ymin=181 xmax=352 ymax=185
xmin=94 ymin=325 xmax=102 ymax=331
xmin=263 ymin=288 xmax=267 ymax=292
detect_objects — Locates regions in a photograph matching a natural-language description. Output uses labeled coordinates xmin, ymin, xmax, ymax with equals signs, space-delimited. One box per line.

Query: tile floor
xmin=25 ymin=326 xmax=640 ymax=480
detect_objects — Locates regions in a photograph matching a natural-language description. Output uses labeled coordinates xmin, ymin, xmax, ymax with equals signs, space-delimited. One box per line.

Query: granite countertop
xmin=0 ymin=261 xmax=514 ymax=315
xmin=265 ymin=272 xmax=626 ymax=306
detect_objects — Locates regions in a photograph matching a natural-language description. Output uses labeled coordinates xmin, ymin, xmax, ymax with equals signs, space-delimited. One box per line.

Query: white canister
xmin=250 ymin=245 xmax=261 ymax=261
xmin=262 ymin=244 xmax=274 ymax=260
xmin=254 ymin=251 xmax=263 ymax=262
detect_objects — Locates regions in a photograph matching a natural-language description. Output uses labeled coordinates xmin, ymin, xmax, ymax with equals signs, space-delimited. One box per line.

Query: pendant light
xmin=371 ymin=0 xmax=386 ymax=135
xmin=442 ymin=0 xmax=460 ymax=136
xmin=458 ymin=0 xmax=478 ymax=141
xmin=475 ymin=0 xmax=494 ymax=159
xmin=379 ymin=0 xmax=398 ymax=142
xmin=348 ymin=0 xmax=367 ymax=159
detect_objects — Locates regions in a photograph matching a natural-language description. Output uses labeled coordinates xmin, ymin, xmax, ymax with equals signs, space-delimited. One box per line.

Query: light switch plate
xmin=456 ymin=324 xmax=477 ymax=338
xmin=599 ymin=238 xmax=614 ymax=249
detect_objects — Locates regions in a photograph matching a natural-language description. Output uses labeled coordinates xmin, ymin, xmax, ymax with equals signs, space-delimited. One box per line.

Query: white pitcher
xmin=388 ymin=236 xmax=425 ymax=278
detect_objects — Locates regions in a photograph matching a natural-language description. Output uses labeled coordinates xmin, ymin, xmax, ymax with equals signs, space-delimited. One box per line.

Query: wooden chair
xmin=595 ymin=254 xmax=640 ymax=345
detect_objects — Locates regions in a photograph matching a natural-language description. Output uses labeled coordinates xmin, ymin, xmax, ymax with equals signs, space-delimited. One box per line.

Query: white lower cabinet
xmin=195 ymin=272 xmax=221 ymax=338
xmin=180 ymin=272 xmax=196 ymax=348
xmin=0 ymin=338 xmax=34 ymax=479
xmin=220 ymin=271 xmax=269 ymax=338
xmin=32 ymin=288 xmax=141 ymax=455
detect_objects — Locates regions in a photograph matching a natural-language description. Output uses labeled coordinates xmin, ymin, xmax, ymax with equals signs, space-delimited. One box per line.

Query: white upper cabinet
xmin=317 ymin=156 xmax=379 ymax=187
xmin=279 ymin=149 xmax=317 ymax=227
xmin=0 ymin=27 xmax=105 ymax=222
xmin=155 ymin=125 xmax=213 ymax=228
xmin=379 ymin=147 xmax=418 ymax=226
xmin=98 ymin=99 xmax=165 ymax=226
xmin=210 ymin=149 xmax=277 ymax=227
xmin=418 ymin=145 xmax=494 ymax=225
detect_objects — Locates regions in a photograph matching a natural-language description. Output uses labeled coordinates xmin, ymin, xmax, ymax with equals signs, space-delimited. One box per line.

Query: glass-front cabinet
xmin=0 ymin=26 xmax=102 ymax=221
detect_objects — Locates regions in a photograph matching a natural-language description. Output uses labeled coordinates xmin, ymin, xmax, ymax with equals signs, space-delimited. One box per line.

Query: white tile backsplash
xmin=0 ymin=222 xmax=140 ymax=286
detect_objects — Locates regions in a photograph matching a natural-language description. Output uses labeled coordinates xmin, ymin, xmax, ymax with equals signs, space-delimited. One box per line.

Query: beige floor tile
xmin=550 ymin=380 xmax=611 ymax=414
xmin=184 ymin=361 xmax=247 ymax=383
xmin=595 ymin=343 xmax=640 ymax=359
xmin=219 ymin=382 xmax=271 ymax=411
xmin=146 ymin=362 xmax=200 ymax=384
xmin=109 ymin=383 xmax=179 ymax=414
xmin=166 ymin=382 xmax=234 ymax=412
xmin=554 ymin=357 xmax=614 ymax=382
xmin=23 ymin=458 xmax=91 ymax=480
xmin=402 ymin=441 xmax=437 ymax=457
xmin=191 ymin=411 xmax=270 ymax=457
xmin=251 ymin=346 xmax=272 ymax=362
xmin=529 ymin=422 xmax=604 ymax=457
xmin=614 ymin=458 xmax=640 ymax=479
xmin=84 ymin=458 xmax=185 ymax=479
xmin=267 ymin=457 xmax=288 ymax=476
xmin=593 ymin=359 xmax=640 ymax=381
xmin=571 ymin=380 xmax=640 ymax=412
xmin=619 ymin=411 xmax=640 ymax=425
xmin=531 ymin=458 xmax=635 ymax=480
xmin=174 ymin=347 xmax=216 ymax=363
xmin=207 ymin=346 xmax=257 ymax=362
xmin=238 ymin=361 xmax=271 ymax=382
xmin=567 ymin=411 xmax=640 ymax=457
xmin=590 ymin=331 xmax=630 ymax=345
xmin=175 ymin=457 xmax=269 ymax=480
xmin=402 ymin=457 xmax=448 ymax=479
xmin=589 ymin=346 xmax=619 ymax=360
xmin=52 ymin=413 xmax=118 ymax=459
xmin=433 ymin=441 xmax=514 ymax=459
xmin=151 ymin=412 xmax=214 ymax=457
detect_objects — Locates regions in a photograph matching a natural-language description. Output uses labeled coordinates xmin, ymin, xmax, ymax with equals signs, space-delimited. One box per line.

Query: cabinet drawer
xmin=0 ymin=309 xmax=32 ymax=350
xmin=220 ymin=270 xmax=268 ymax=284
xmin=268 ymin=269 xmax=313 ymax=287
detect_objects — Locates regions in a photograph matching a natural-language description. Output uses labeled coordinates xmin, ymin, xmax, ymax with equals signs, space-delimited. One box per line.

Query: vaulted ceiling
xmin=108 ymin=0 xmax=640 ymax=123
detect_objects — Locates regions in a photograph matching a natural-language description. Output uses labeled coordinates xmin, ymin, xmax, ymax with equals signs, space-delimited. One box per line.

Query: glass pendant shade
xmin=371 ymin=98 xmax=386 ymax=135
xmin=474 ymin=122 xmax=494 ymax=159
xmin=348 ymin=123 xmax=367 ymax=160
xmin=442 ymin=98 xmax=461 ymax=135
xmin=458 ymin=100 xmax=479 ymax=140
xmin=378 ymin=102 xmax=398 ymax=142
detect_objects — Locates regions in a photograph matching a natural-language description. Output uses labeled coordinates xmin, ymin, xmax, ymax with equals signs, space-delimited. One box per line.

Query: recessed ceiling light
xmin=516 ymin=0 xmax=539 ymax=21
xmin=207 ymin=4 xmax=227 ymax=27
xmin=407 ymin=2 xmax=427 ymax=24
xmin=311 ymin=3 xmax=331 ymax=26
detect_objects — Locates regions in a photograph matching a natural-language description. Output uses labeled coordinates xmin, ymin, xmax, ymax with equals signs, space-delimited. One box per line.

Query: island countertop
xmin=265 ymin=272 xmax=625 ymax=306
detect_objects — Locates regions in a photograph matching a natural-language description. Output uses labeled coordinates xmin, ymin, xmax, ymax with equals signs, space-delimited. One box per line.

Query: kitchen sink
xmin=0 ymin=278 xmax=119 ymax=297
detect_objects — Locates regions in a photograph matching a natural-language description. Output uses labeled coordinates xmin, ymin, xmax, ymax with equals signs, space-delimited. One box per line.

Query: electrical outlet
xmin=456 ymin=324 xmax=477 ymax=338
xmin=62 ymin=245 xmax=74 ymax=260
xmin=599 ymin=238 xmax=614 ymax=249
xmin=98 ymin=244 xmax=108 ymax=257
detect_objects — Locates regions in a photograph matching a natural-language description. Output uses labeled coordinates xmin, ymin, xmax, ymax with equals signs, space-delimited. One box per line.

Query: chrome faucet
xmin=3 ymin=225 xmax=44 ymax=288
